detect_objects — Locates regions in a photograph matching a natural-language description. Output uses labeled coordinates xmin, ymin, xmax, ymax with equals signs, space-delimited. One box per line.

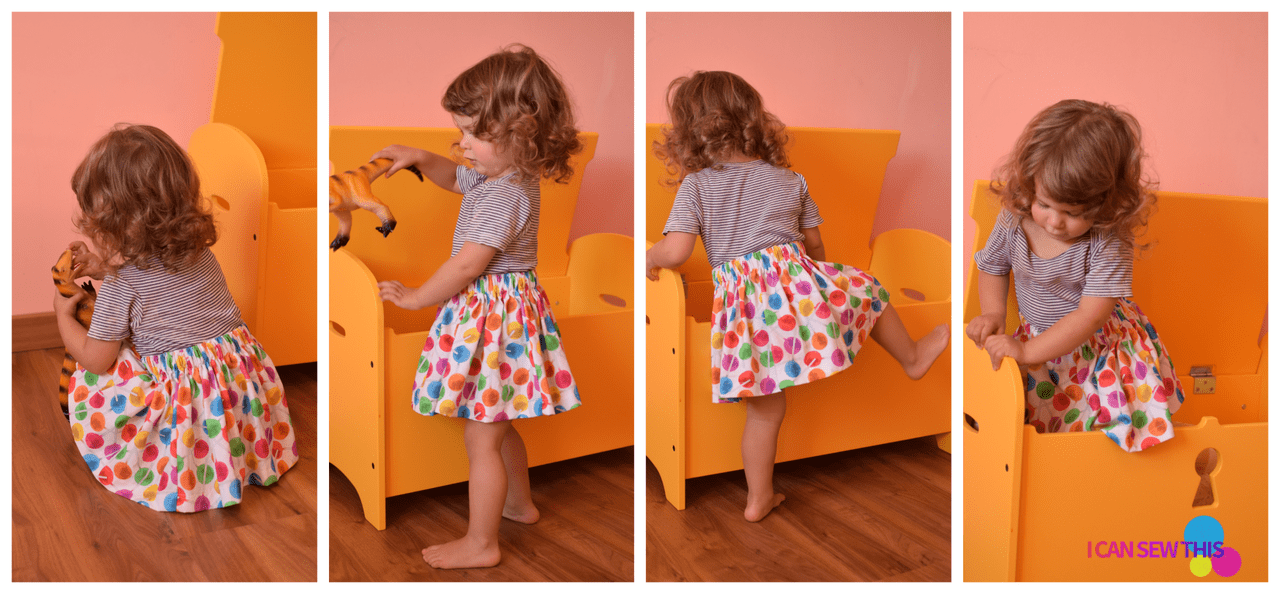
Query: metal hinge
xmin=1189 ymin=365 xmax=1216 ymax=394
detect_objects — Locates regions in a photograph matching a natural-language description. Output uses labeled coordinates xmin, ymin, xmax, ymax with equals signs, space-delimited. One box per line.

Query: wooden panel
xmin=13 ymin=312 xmax=61 ymax=352
xmin=328 ymin=249 xmax=387 ymax=530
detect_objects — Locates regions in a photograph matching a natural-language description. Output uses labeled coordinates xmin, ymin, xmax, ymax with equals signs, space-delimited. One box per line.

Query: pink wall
xmin=647 ymin=12 xmax=951 ymax=242
xmin=11 ymin=13 xmax=220 ymax=315
xmin=329 ymin=12 xmax=634 ymax=246
xmin=964 ymin=13 xmax=1268 ymax=282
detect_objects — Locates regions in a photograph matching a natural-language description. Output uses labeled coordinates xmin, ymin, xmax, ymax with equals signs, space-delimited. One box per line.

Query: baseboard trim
xmin=13 ymin=313 xmax=63 ymax=352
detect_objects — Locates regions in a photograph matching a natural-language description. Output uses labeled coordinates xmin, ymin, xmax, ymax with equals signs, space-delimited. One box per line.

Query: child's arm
xmin=800 ymin=226 xmax=826 ymax=262
xmin=377 ymin=242 xmax=498 ymax=310
xmin=371 ymin=145 xmax=461 ymax=194
xmin=965 ymin=270 xmax=1010 ymax=347
xmin=984 ymin=296 xmax=1117 ymax=369
xmin=645 ymin=232 xmax=697 ymax=280
xmin=53 ymin=290 xmax=120 ymax=375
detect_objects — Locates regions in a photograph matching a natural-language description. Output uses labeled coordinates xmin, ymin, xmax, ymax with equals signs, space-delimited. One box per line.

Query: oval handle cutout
xmin=211 ymin=194 xmax=231 ymax=211
xmin=900 ymin=287 xmax=926 ymax=301
xmin=1192 ymin=447 xmax=1219 ymax=507
xmin=600 ymin=293 xmax=627 ymax=308
xmin=331 ymin=320 xmax=346 ymax=337
xmin=964 ymin=413 xmax=979 ymax=433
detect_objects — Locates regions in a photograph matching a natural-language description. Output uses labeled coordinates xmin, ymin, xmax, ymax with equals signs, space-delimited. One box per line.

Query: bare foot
xmin=744 ymin=492 xmax=786 ymax=522
xmin=421 ymin=535 xmax=500 ymax=569
xmin=904 ymin=324 xmax=950 ymax=380
xmin=502 ymin=502 xmax=540 ymax=524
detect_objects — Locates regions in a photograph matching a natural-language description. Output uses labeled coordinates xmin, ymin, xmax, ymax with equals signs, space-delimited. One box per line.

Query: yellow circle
xmin=143 ymin=485 xmax=158 ymax=502
xmin=129 ymin=387 xmax=146 ymax=407
xmin=1189 ymin=556 xmax=1212 ymax=577
xmin=507 ymin=322 xmax=523 ymax=340
xmin=462 ymin=328 xmax=480 ymax=344
xmin=486 ymin=351 xmax=501 ymax=369
xmin=134 ymin=430 xmax=149 ymax=448
xmin=438 ymin=400 xmax=457 ymax=416
xmin=514 ymin=395 xmax=529 ymax=412
xmin=711 ymin=333 xmax=724 ymax=349
xmin=182 ymin=427 xmax=195 ymax=448
xmin=1137 ymin=384 xmax=1152 ymax=403
xmin=798 ymin=299 xmax=814 ymax=316
xmin=71 ymin=423 xmax=84 ymax=441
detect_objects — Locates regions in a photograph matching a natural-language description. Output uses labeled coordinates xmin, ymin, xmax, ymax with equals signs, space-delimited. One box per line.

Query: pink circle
xmin=1212 ymin=547 xmax=1241 ymax=577
xmin=555 ymin=370 xmax=573 ymax=389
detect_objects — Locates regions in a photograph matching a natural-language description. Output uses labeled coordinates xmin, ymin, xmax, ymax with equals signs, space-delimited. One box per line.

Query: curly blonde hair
xmin=653 ymin=71 xmax=790 ymax=188
xmin=72 ymin=124 xmax=217 ymax=273
xmin=442 ymin=44 xmax=582 ymax=184
xmin=991 ymin=99 xmax=1157 ymax=251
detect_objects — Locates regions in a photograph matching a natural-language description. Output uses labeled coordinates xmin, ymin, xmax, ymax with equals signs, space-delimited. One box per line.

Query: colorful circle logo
xmin=1184 ymin=516 xmax=1240 ymax=578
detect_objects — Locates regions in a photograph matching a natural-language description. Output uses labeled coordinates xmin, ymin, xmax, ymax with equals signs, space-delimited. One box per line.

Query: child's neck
xmin=719 ymin=151 xmax=756 ymax=163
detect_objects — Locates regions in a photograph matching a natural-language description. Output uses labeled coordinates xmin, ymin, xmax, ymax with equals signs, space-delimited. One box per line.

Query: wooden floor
xmin=647 ymin=436 xmax=950 ymax=582
xmin=11 ymin=348 xmax=317 ymax=582
xmin=329 ymin=446 xmax=634 ymax=581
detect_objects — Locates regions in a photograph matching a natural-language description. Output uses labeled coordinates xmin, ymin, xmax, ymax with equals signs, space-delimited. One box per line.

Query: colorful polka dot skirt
xmin=68 ymin=325 xmax=297 ymax=512
xmin=709 ymin=242 xmax=887 ymax=403
xmin=1016 ymin=297 xmax=1186 ymax=452
xmin=412 ymin=270 xmax=580 ymax=422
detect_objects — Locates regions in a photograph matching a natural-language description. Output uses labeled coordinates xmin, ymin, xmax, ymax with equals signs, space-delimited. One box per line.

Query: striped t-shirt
xmin=86 ymin=248 xmax=244 ymax=357
xmin=662 ymin=160 xmax=824 ymax=268
xmin=452 ymin=165 xmax=540 ymax=275
xmin=974 ymin=209 xmax=1133 ymax=334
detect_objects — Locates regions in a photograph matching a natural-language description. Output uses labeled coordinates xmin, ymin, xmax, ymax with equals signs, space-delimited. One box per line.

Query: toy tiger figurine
xmin=329 ymin=157 xmax=423 ymax=251
xmin=51 ymin=248 xmax=96 ymax=414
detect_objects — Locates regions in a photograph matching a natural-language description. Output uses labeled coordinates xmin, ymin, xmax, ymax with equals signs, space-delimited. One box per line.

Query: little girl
xmin=374 ymin=45 xmax=582 ymax=569
xmin=53 ymin=124 xmax=297 ymax=512
xmin=645 ymin=71 xmax=950 ymax=522
xmin=966 ymin=99 xmax=1185 ymax=452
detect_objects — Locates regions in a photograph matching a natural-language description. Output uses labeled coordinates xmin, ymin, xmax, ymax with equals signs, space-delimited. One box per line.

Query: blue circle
xmin=164 ymin=493 xmax=179 ymax=512
xmin=451 ymin=345 xmax=471 ymax=363
xmin=159 ymin=427 xmax=172 ymax=446
xmin=719 ymin=377 xmax=733 ymax=395
xmin=1184 ymin=516 xmax=1224 ymax=545
xmin=230 ymin=479 xmax=242 ymax=500
xmin=506 ymin=343 xmax=525 ymax=359
xmin=84 ymin=454 xmax=101 ymax=471
xmin=110 ymin=394 xmax=127 ymax=414
xmin=785 ymin=361 xmax=801 ymax=378
xmin=210 ymin=396 xmax=224 ymax=416
xmin=768 ymin=294 xmax=783 ymax=309
xmin=427 ymin=380 xmax=443 ymax=399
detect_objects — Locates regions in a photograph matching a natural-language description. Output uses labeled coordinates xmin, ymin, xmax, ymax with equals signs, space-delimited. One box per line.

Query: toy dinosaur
xmin=329 ymin=158 xmax=423 ymax=250
xmin=51 ymin=248 xmax=96 ymax=414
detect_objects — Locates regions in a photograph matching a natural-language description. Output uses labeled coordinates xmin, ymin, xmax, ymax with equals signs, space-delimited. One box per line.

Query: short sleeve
xmin=456 ymin=165 xmax=485 ymax=194
xmin=663 ymin=176 xmax=703 ymax=235
xmin=86 ymin=275 xmax=134 ymax=341
xmin=797 ymin=173 xmax=824 ymax=228
xmin=458 ymin=180 xmax=529 ymax=252
xmin=974 ymin=209 xmax=1016 ymax=275
xmin=1082 ymin=233 xmax=1134 ymax=297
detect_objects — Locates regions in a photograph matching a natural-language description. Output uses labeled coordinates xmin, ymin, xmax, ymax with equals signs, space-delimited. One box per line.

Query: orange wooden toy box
xmin=645 ymin=124 xmax=951 ymax=510
xmin=963 ymin=182 xmax=1267 ymax=581
xmin=329 ymin=127 xmax=633 ymax=529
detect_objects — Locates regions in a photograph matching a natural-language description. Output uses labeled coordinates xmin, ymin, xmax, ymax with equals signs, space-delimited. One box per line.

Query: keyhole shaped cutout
xmin=1191 ymin=447 xmax=1219 ymax=507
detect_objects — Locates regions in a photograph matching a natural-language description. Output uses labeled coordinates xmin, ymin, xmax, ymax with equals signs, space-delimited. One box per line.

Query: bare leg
xmin=500 ymin=426 xmax=540 ymax=524
xmin=869 ymin=303 xmax=949 ymax=380
xmin=422 ymin=420 xmax=509 ymax=569
xmin=742 ymin=392 xmax=787 ymax=522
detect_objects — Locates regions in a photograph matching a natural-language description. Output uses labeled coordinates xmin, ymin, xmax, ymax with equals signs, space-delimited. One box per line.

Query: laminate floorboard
xmin=11 ymin=348 xmax=317 ymax=582
xmin=329 ymin=446 xmax=634 ymax=581
xmin=647 ymin=436 xmax=950 ymax=582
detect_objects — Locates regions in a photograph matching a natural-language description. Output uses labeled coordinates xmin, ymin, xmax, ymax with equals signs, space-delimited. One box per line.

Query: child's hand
xmin=371 ymin=145 xmax=429 ymax=179
xmin=965 ymin=313 xmax=1006 ymax=348
xmin=645 ymin=250 xmax=662 ymax=281
xmin=982 ymin=334 xmax=1023 ymax=370
xmin=53 ymin=287 xmax=86 ymax=319
xmin=69 ymin=241 xmax=107 ymax=281
xmin=377 ymin=280 xmax=423 ymax=310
